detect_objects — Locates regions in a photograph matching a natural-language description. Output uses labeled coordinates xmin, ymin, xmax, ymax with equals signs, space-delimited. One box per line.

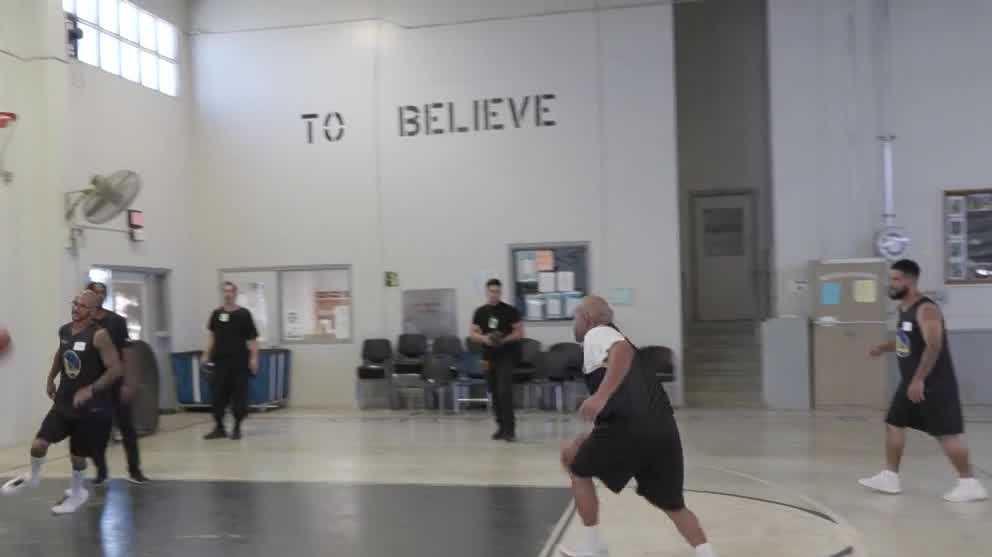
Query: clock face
xmin=876 ymin=228 xmax=910 ymax=260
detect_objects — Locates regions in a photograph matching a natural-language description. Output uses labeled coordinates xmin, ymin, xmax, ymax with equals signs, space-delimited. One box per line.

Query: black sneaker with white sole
xmin=127 ymin=471 xmax=150 ymax=485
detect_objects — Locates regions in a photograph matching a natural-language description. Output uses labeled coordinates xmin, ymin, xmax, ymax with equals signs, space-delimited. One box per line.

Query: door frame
xmin=687 ymin=190 xmax=760 ymax=322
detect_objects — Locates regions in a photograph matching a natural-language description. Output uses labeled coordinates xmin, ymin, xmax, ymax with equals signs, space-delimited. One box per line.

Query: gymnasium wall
xmin=61 ymin=0 xmax=199 ymax=358
xmin=190 ymin=5 xmax=682 ymax=408
xmin=768 ymin=0 xmax=992 ymax=404
xmin=0 ymin=0 xmax=69 ymax=447
xmin=769 ymin=0 xmax=992 ymax=331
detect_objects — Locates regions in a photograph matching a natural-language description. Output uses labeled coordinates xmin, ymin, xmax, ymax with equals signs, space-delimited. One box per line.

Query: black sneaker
xmin=491 ymin=430 xmax=505 ymax=440
xmin=92 ymin=473 xmax=108 ymax=487
xmin=203 ymin=428 xmax=227 ymax=440
xmin=503 ymin=433 xmax=517 ymax=443
xmin=230 ymin=429 xmax=242 ymax=440
xmin=127 ymin=471 xmax=150 ymax=485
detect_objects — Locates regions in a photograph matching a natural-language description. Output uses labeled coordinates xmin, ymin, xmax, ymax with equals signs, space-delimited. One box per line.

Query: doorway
xmin=89 ymin=266 xmax=175 ymax=410
xmin=690 ymin=192 xmax=757 ymax=322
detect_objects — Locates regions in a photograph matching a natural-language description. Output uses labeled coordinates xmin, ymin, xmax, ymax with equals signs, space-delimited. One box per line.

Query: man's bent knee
xmin=30 ymin=439 xmax=49 ymax=458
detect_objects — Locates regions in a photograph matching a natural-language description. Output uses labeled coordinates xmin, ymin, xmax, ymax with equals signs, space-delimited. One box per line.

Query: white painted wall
xmin=192 ymin=5 xmax=682 ymax=408
xmin=190 ymin=0 xmax=661 ymax=33
xmin=768 ymin=0 xmax=992 ymax=330
xmin=0 ymin=0 xmax=69 ymax=447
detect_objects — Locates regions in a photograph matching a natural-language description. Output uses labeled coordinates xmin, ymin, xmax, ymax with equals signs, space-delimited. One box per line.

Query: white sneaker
xmin=943 ymin=478 xmax=989 ymax=503
xmin=858 ymin=470 xmax=902 ymax=494
xmin=52 ymin=488 xmax=90 ymax=515
xmin=2 ymin=475 xmax=39 ymax=495
xmin=560 ymin=543 xmax=609 ymax=557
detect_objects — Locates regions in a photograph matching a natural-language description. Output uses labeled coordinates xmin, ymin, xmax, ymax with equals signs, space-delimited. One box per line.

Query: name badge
xmin=220 ymin=313 xmax=230 ymax=323
xmin=901 ymin=322 xmax=913 ymax=332
xmin=488 ymin=317 xmax=499 ymax=330
xmin=73 ymin=341 xmax=87 ymax=351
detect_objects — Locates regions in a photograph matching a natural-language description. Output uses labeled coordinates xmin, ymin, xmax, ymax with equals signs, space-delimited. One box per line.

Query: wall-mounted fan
xmin=65 ymin=170 xmax=143 ymax=253
xmin=65 ymin=170 xmax=142 ymax=224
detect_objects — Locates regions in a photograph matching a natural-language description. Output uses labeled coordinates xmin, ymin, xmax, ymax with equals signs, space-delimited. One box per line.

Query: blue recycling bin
xmin=171 ymin=349 xmax=291 ymax=409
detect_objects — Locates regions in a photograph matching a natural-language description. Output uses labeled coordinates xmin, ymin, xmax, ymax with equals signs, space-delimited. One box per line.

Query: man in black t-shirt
xmin=203 ymin=281 xmax=259 ymax=441
xmin=470 ymin=279 xmax=524 ymax=442
xmin=1 ymin=290 xmax=123 ymax=515
xmin=87 ymin=282 xmax=149 ymax=485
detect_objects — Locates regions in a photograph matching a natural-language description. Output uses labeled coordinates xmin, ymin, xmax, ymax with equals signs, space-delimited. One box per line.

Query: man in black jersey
xmin=86 ymin=282 xmax=149 ymax=485
xmin=859 ymin=259 xmax=987 ymax=502
xmin=202 ymin=281 xmax=259 ymax=441
xmin=559 ymin=296 xmax=718 ymax=557
xmin=1 ymin=290 xmax=123 ymax=514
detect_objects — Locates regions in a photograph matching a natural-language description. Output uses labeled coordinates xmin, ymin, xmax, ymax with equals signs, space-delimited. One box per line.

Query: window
xmin=220 ymin=266 xmax=354 ymax=345
xmin=65 ymin=1 xmax=179 ymax=96
xmin=944 ymin=189 xmax=992 ymax=283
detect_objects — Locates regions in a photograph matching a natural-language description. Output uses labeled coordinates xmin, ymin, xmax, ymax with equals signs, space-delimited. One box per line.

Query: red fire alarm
xmin=128 ymin=209 xmax=145 ymax=241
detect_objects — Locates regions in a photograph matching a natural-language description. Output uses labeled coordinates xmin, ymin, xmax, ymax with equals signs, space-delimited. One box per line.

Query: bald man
xmin=1 ymin=290 xmax=123 ymax=514
xmin=560 ymin=297 xmax=718 ymax=557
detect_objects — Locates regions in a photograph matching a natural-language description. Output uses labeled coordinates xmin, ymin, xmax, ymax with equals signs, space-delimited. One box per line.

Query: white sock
xmin=71 ymin=469 xmax=85 ymax=497
xmin=582 ymin=524 xmax=604 ymax=549
xmin=959 ymin=477 xmax=980 ymax=487
xmin=695 ymin=542 xmax=718 ymax=557
xmin=29 ymin=457 xmax=44 ymax=485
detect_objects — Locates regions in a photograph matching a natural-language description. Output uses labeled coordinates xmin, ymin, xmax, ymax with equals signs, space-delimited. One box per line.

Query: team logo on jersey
xmin=63 ymin=350 xmax=82 ymax=379
xmin=895 ymin=330 xmax=911 ymax=359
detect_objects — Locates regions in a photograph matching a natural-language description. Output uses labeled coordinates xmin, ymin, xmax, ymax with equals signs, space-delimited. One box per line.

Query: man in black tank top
xmin=859 ymin=260 xmax=987 ymax=503
xmin=560 ymin=297 xmax=719 ymax=557
xmin=0 ymin=290 xmax=124 ymax=514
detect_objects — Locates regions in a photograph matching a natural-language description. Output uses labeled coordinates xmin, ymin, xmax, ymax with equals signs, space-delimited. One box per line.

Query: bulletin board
xmin=509 ymin=243 xmax=589 ymax=322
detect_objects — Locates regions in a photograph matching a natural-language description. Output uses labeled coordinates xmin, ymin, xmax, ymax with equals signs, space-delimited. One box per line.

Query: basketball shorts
xmin=570 ymin=416 xmax=685 ymax=511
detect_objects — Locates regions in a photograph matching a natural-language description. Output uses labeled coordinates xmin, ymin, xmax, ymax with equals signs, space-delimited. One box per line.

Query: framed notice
xmin=944 ymin=189 xmax=992 ymax=284
xmin=509 ymin=242 xmax=589 ymax=322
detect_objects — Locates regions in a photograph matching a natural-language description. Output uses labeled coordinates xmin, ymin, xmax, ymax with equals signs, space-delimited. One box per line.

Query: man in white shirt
xmin=559 ymin=296 xmax=718 ymax=557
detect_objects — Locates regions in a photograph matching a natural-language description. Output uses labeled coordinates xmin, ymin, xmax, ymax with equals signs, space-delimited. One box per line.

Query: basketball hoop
xmin=0 ymin=111 xmax=17 ymax=184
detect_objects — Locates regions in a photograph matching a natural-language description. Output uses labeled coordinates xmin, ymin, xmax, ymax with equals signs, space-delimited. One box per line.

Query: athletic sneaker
xmin=128 ymin=471 xmax=150 ymax=485
xmin=203 ymin=428 xmax=227 ymax=440
xmin=559 ymin=543 xmax=609 ymax=557
xmin=52 ymin=488 xmax=89 ymax=515
xmin=230 ymin=428 xmax=242 ymax=440
xmin=92 ymin=474 xmax=108 ymax=487
xmin=1 ymin=475 xmax=39 ymax=495
xmin=503 ymin=433 xmax=517 ymax=443
xmin=491 ymin=430 xmax=504 ymax=440
xmin=943 ymin=478 xmax=988 ymax=503
xmin=858 ymin=470 xmax=902 ymax=494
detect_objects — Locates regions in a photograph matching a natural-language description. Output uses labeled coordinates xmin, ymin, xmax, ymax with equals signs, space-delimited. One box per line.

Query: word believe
xmin=398 ymin=94 xmax=556 ymax=138
xmin=301 ymin=112 xmax=346 ymax=143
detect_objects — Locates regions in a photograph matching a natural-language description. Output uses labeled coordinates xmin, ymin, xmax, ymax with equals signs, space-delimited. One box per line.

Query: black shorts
xmin=37 ymin=408 xmax=112 ymax=458
xmin=570 ymin=418 xmax=685 ymax=511
xmin=886 ymin=380 xmax=964 ymax=437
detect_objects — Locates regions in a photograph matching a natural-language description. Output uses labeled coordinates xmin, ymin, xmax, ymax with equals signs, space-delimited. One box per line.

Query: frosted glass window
xmin=98 ymin=0 xmax=118 ymax=33
xmin=77 ymin=23 xmax=99 ymax=66
xmin=119 ymin=1 xmax=138 ymax=42
xmin=139 ymin=11 xmax=156 ymax=50
xmin=76 ymin=0 xmax=97 ymax=23
xmin=120 ymin=42 xmax=139 ymax=82
xmin=158 ymin=60 xmax=177 ymax=96
xmin=64 ymin=0 xmax=76 ymax=14
xmin=156 ymin=20 xmax=177 ymax=60
xmin=99 ymin=33 xmax=120 ymax=74
xmin=140 ymin=50 xmax=158 ymax=89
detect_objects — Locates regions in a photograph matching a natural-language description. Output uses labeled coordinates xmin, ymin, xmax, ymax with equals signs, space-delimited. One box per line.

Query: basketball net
xmin=0 ymin=112 xmax=17 ymax=184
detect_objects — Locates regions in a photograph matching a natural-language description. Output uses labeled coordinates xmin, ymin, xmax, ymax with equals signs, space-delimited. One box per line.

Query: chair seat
xmin=357 ymin=365 xmax=387 ymax=380
xmin=394 ymin=360 xmax=424 ymax=373
xmin=392 ymin=373 xmax=425 ymax=388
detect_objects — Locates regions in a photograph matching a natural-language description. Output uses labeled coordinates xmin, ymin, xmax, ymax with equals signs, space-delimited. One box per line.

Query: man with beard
xmin=859 ymin=259 xmax=987 ymax=502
